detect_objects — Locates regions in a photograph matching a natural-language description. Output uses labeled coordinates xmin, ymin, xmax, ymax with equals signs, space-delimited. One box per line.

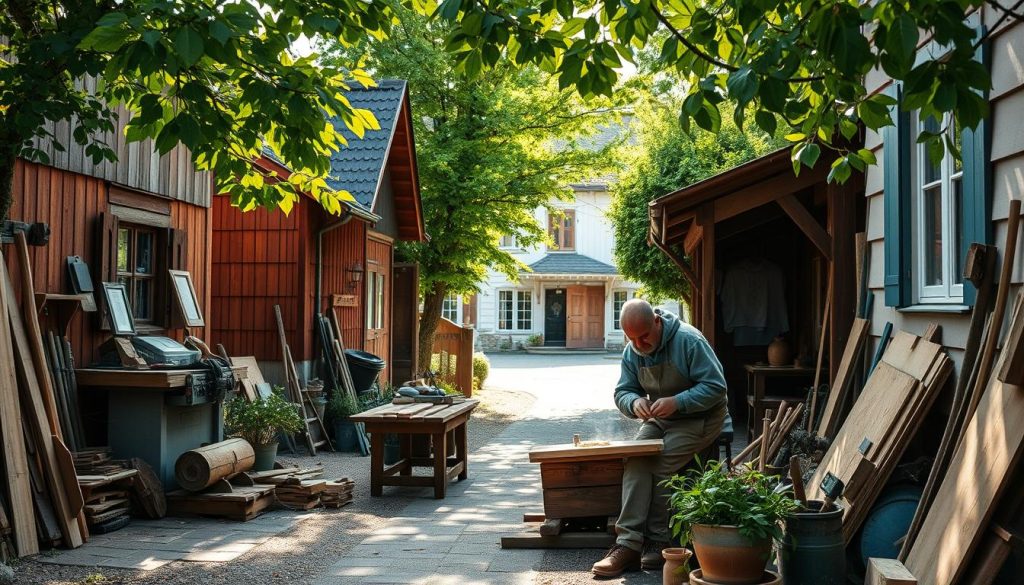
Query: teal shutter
xmin=959 ymin=28 xmax=992 ymax=306
xmin=883 ymin=82 xmax=912 ymax=307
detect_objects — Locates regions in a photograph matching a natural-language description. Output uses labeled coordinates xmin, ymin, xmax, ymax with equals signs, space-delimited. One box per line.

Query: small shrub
xmin=225 ymin=388 xmax=304 ymax=446
xmin=325 ymin=392 xmax=360 ymax=425
xmin=526 ymin=333 xmax=544 ymax=347
xmin=472 ymin=352 xmax=490 ymax=388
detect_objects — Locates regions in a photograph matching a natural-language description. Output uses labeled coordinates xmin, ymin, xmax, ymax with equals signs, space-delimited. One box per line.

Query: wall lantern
xmin=346 ymin=262 xmax=364 ymax=291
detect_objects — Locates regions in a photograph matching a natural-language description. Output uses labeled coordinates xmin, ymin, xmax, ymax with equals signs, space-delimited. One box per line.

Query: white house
xmin=464 ymin=181 xmax=657 ymax=351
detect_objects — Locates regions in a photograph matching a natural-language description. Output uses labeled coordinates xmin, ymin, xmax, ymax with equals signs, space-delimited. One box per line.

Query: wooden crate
xmin=167 ymin=486 xmax=275 ymax=522
xmin=540 ymin=460 xmax=624 ymax=518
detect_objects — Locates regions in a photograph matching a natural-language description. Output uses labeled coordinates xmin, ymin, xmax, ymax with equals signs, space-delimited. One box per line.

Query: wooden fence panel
xmin=432 ymin=318 xmax=474 ymax=397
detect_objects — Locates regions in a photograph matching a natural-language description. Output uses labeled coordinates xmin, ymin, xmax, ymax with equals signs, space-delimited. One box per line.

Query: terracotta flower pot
xmin=662 ymin=547 xmax=693 ymax=585
xmin=691 ymin=524 xmax=772 ymax=584
xmin=689 ymin=569 xmax=781 ymax=585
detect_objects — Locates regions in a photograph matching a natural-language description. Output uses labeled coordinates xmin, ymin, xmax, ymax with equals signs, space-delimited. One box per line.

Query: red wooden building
xmin=210 ymin=80 xmax=426 ymax=387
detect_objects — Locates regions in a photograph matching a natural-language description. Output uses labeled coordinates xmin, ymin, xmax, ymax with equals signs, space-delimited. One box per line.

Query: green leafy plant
xmin=325 ymin=392 xmax=360 ymax=426
xmin=224 ymin=388 xmax=303 ymax=447
xmin=472 ymin=352 xmax=490 ymax=388
xmin=436 ymin=380 xmax=464 ymax=396
xmin=663 ymin=460 xmax=798 ymax=545
xmin=526 ymin=333 xmax=544 ymax=347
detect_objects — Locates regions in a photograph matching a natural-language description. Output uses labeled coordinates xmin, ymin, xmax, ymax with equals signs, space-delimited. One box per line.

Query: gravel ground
xmin=12 ymin=384 xmax=536 ymax=585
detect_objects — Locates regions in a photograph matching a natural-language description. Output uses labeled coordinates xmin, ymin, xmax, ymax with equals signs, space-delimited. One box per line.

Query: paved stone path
xmin=313 ymin=353 xmax=662 ymax=585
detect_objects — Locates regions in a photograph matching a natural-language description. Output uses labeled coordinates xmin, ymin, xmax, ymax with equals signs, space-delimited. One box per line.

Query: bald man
xmin=592 ymin=299 xmax=730 ymax=578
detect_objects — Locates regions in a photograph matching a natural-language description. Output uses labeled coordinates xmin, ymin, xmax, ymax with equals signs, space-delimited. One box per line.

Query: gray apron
xmin=637 ymin=329 xmax=724 ymax=422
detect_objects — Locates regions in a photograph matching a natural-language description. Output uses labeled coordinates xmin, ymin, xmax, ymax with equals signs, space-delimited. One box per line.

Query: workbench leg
xmin=433 ymin=431 xmax=447 ymax=499
xmin=370 ymin=431 xmax=384 ymax=497
xmin=456 ymin=422 xmax=468 ymax=481
xmin=400 ymin=433 xmax=412 ymax=476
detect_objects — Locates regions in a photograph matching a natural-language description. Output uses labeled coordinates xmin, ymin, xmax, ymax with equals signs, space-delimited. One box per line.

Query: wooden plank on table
xmin=818 ymin=318 xmax=870 ymax=439
xmin=408 ymin=405 xmax=450 ymax=420
xmin=866 ymin=558 xmax=917 ymax=585
xmin=500 ymin=531 xmax=616 ymax=550
xmin=421 ymin=400 xmax=480 ymax=422
xmin=529 ymin=439 xmax=664 ymax=463
xmin=396 ymin=404 xmax=437 ymax=418
xmin=904 ymin=355 xmax=1024 ymax=585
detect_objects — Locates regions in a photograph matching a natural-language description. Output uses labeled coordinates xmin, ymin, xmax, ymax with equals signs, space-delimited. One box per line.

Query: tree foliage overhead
xmin=1 ymin=0 xmax=394 ymax=220
xmin=423 ymin=0 xmax=1000 ymax=181
xmin=325 ymin=2 xmax=617 ymax=368
xmin=609 ymin=96 xmax=777 ymax=303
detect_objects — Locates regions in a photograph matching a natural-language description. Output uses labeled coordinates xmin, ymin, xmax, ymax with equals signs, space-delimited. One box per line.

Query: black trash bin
xmin=345 ymin=349 xmax=385 ymax=394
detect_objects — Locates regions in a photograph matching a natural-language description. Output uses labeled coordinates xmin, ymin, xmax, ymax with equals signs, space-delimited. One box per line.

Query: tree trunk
xmin=417 ymin=281 xmax=449 ymax=374
xmin=0 ymin=148 xmax=17 ymax=222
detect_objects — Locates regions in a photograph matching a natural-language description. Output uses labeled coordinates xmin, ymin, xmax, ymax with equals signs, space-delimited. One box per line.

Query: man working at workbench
xmin=592 ymin=299 xmax=730 ymax=578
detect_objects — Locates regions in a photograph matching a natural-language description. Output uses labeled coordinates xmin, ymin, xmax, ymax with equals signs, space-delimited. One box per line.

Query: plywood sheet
xmin=818 ymin=318 xmax=870 ymax=439
xmin=904 ymin=375 xmax=1024 ymax=585
xmin=529 ymin=439 xmax=664 ymax=463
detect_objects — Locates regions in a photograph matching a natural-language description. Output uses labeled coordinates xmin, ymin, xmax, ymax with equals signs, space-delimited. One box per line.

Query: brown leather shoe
xmin=592 ymin=544 xmax=642 ymax=577
xmin=640 ymin=540 xmax=671 ymax=570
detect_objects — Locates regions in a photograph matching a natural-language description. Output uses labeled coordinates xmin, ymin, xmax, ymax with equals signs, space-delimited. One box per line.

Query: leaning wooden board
xmin=529 ymin=439 xmax=664 ymax=463
xmin=904 ymin=351 xmax=1024 ymax=584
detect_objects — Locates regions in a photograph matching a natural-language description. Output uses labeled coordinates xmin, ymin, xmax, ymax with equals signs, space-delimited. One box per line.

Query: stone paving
xmin=32 ymin=353 xmax=707 ymax=584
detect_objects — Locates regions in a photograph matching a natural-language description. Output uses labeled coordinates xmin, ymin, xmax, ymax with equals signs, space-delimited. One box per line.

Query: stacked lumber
xmin=167 ymin=486 xmax=276 ymax=522
xmin=808 ymin=330 xmax=953 ymax=543
xmin=73 ymin=448 xmax=127 ymax=476
xmin=320 ymin=480 xmax=355 ymax=508
xmin=274 ymin=480 xmax=327 ymax=510
xmin=0 ymin=236 xmax=87 ymax=557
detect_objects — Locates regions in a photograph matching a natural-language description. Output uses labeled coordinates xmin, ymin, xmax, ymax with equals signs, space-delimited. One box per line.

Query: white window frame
xmin=497 ymin=289 xmax=532 ymax=331
xmin=912 ymin=112 xmax=963 ymax=304
xmin=441 ymin=293 xmax=461 ymax=324
xmin=612 ymin=290 xmax=631 ymax=330
xmin=499 ymin=234 xmax=518 ymax=249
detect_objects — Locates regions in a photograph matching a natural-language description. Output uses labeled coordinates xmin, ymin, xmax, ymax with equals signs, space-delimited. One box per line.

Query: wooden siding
xmin=30 ymin=78 xmax=210 ymax=207
xmin=863 ymin=7 xmax=1024 ymax=376
xmin=209 ymin=196 xmax=305 ymax=362
xmin=7 ymin=159 xmax=210 ymax=364
xmin=321 ymin=218 xmax=368 ymax=354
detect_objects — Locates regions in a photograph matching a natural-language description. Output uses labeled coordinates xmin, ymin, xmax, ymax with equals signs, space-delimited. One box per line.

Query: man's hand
xmin=632 ymin=397 xmax=653 ymax=420
xmin=650 ymin=397 xmax=679 ymax=419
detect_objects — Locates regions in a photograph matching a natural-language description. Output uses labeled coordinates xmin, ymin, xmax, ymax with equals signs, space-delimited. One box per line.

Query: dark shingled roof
xmin=527 ymin=253 xmax=619 ymax=275
xmin=325 ymin=80 xmax=408 ymax=210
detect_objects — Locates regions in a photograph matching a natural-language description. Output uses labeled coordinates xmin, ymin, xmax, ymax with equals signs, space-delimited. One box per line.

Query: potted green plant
xmin=224 ymin=388 xmax=304 ymax=471
xmin=326 ymin=392 xmax=361 ymax=452
xmin=664 ymin=461 xmax=797 ymax=585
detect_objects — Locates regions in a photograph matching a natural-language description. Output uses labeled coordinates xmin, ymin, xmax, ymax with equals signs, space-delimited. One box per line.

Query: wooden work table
xmin=350 ymin=400 xmax=479 ymax=499
xmin=744 ymin=364 xmax=816 ymax=440
xmin=76 ymin=366 xmax=246 ymax=389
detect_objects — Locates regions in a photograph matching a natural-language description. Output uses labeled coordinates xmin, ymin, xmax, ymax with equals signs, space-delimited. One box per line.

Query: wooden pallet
xmin=501 ymin=513 xmax=616 ymax=549
xmin=167 ymin=485 xmax=275 ymax=522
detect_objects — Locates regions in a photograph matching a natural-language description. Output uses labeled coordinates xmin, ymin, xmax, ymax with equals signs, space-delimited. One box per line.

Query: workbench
xmin=76 ymin=367 xmax=238 ymax=489
xmin=745 ymin=364 xmax=816 ymax=440
xmin=350 ymin=400 xmax=479 ymax=499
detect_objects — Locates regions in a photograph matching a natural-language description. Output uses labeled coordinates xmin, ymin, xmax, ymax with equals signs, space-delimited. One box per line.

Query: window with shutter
xmin=882 ymin=26 xmax=990 ymax=308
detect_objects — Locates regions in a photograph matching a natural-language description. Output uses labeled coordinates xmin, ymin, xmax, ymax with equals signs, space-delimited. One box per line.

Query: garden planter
xmin=689 ymin=569 xmax=781 ymax=585
xmin=252 ymin=442 xmax=279 ymax=471
xmin=333 ymin=420 xmax=360 ymax=452
xmin=662 ymin=547 xmax=692 ymax=585
xmin=691 ymin=524 xmax=772 ymax=584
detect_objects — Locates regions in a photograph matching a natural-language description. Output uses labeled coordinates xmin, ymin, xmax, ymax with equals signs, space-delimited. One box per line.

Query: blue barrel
xmin=858 ymin=484 xmax=922 ymax=569
xmin=777 ymin=500 xmax=846 ymax=585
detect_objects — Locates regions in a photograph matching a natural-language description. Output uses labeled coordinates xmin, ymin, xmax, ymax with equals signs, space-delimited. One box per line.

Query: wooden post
xmin=457 ymin=326 xmax=473 ymax=397
xmin=698 ymin=204 xmax=716 ymax=347
xmin=828 ymin=177 xmax=860 ymax=385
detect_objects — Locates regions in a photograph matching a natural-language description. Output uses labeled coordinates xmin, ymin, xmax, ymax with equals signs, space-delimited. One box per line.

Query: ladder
xmin=274 ymin=305 xmax=332 ymax=455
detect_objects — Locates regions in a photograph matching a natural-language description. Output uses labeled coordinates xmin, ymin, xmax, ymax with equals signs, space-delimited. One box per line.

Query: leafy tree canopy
xmin=324 ymin=2 xmax=619 ymax=367
xmin=422 ymin=0 xmax=1002 ymax=181
xmin=1 ymin=0 xmax=393 ymax=219
xmin=609 ymin=94 xmax=778 ymax=303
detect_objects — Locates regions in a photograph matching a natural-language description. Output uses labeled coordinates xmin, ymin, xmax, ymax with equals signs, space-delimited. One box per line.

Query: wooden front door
xmin=566 ymin=285 xmax=587 ymax=348
xmin=584 ymin=286 xmax=605 ymax=348
xmin=391 ymin=263 xmax=419 ymax=385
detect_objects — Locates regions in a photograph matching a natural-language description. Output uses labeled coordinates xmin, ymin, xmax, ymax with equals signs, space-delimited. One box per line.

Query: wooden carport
xmin=647 ymin=148 xmax=863 ymax=384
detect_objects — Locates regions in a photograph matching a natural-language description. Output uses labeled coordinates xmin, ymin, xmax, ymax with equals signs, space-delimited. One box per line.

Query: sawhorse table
xmin=351 ymin=400 xmax=479 ymax=499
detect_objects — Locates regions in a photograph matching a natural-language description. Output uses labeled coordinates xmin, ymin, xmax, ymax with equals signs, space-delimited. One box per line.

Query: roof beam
xmin=776 ymin=194 xmax=833 ymax=260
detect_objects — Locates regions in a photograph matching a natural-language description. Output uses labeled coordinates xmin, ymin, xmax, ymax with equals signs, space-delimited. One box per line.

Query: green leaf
xmin=726 ymin=67 xmax=759 ymax=105
xmin=175 ymin=27 xmax=204 ymax=66
xmin=79 ymin=25 xmax=130 ymax=52
xmin=755 ymin=111 xmax=777 ymax=136
xmin=886 ymin=14 xmax=919 ymax=66
xmin=209 ymin=21 xmax=232 ymax=46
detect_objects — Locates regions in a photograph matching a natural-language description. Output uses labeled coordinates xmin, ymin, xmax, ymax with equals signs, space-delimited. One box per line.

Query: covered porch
xmin=647 ymin=148 xmax=864 ymax=433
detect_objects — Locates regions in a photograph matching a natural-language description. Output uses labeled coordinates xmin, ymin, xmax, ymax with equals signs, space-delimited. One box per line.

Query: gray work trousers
xmin=615 ymin=405 xmax=727 ymax=551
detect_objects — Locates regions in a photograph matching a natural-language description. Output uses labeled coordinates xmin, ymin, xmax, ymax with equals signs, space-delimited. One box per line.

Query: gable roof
xmin=326 ymin=80 xmax=407 ymax=210
xmin=527 ymin=253 xmax=619 ymax=275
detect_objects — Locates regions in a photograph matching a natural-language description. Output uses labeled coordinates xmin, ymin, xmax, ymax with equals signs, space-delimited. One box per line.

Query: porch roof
xmin=524 ymin=253 xmax=619 ymax=277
